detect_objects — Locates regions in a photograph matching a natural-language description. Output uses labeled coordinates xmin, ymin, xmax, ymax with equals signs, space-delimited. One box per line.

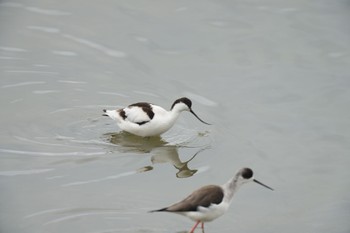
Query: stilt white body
xmin=180 ymin=201 xmax=230 ymax=222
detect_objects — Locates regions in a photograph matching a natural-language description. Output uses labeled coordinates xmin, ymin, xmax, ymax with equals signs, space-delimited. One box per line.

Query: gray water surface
xmin=1 ymin=0 xmax=350 ymax=233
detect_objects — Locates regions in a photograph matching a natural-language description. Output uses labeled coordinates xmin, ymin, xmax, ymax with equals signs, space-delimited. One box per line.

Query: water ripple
xmin=52 ymin=50 xmax=78 ymax=56
xmin=24 ymin=207 xmax=71 ymax=218
xmin=0 ymin=2 xmax=24 ymax=8
xmin=0 ymin=168 xmax=54 ymax=176
xmin=0 ymin=148 xmax=105 ymax=157
xmin=27 ymin=25 xmax=60 ymax=33
xmin=14 ymin=136 xmax=100 ymax=150
xmin=49 ymin=108 xmax=74 ymax=114
xmin=0 ymin=46 xmax=27 ymax=52
xmin=44 ymin=211 xmax=124 ymax=225
xmin=63 ymin=34 xmax=126 ymax=58
xmin=5 ymin=70 xmax=58 ymax=75
xmin=25 ymin=6 xmax=71 ymax=16
xmin=88 ymin=227 xmax=166 ymax=233
xmin=62 ymin=171 xmax=137 ymax=187
xmin=133 ymin=90 xmax=160 ymax=97
xmin=0 ymin=56 xmax=23 ymax=60
xmin=97 ymin=91 xmax=128 ymax=97
xmin=2 ymin=81 xmax=46 ymax=88
xmin=57 ymin=80 xmax=87 ymax=84
xmin=32 ymin=90 xmax=61 ymax=94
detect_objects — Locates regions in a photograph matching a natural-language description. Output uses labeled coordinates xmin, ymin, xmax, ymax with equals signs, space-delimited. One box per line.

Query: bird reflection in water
xmin=149 ymin=146 xmax=207 ymax=178
xmin=103 ymin=132 xmax=208 ymax=178
xmin=105 ymin=131 xmax=167 ymax=153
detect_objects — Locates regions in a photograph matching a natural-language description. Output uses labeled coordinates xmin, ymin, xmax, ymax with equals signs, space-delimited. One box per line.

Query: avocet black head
xmin=239 ymin=167 xmax=274 ymax=191
xmin=171 ymin=97 xmax=211 ymax=125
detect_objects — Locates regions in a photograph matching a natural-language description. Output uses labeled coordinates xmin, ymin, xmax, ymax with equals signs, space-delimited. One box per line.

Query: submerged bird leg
xmin=189 ymin=221 xmax=201 ymax=233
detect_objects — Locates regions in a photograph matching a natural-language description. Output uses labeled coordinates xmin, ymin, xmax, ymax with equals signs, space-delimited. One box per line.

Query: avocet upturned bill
xmin=103 ymin=97 xmax=210 ymax=137
xmin=150 ymin=167 xmax=273 ymax=233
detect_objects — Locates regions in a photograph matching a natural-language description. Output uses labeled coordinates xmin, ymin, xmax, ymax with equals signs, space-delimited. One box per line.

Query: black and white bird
xmin=103 ymin=97 xmax=210 ymax=137
xmin=150 ymin=167 xmax=273 ymax=232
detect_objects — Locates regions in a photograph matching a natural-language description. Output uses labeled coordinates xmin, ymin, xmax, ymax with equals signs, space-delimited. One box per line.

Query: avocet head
xmin=171 ymin=97 xmax=211 ymax=125
xmin=236 ymin=167 xmax=274 ymax=191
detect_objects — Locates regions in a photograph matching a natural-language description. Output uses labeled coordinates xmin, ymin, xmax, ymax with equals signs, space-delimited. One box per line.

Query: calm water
xmin=1 ymin=0 xmax=350 ymax=233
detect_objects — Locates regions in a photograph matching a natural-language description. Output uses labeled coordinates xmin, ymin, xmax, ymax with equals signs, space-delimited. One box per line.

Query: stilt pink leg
xmin=201 ymin=222 xmax=204 ymax=232
xmin=189 ymin=221 xmax=201 ymax=233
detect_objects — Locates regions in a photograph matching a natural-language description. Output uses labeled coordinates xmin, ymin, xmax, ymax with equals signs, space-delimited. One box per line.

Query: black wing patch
xmin=156 ymin=185 xmax=224 ymax=212
xmin=135 ymin=120 xmax=149 ymax=125
xmin=129 ymin=102 xmax=155 ymax=121
xmin=118 ymin=109 xmax=127 ymax=120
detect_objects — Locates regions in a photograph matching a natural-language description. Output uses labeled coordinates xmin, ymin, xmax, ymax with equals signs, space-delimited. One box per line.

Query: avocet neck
xmin=159 ymin=104 xmax=186 ymax=127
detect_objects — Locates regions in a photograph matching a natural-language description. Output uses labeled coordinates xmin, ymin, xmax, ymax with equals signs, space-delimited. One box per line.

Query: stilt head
xmin=236 ymin=168 xmax=274 ymax=191
xmin=171 ymin=97 xmax=211 ymax=125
